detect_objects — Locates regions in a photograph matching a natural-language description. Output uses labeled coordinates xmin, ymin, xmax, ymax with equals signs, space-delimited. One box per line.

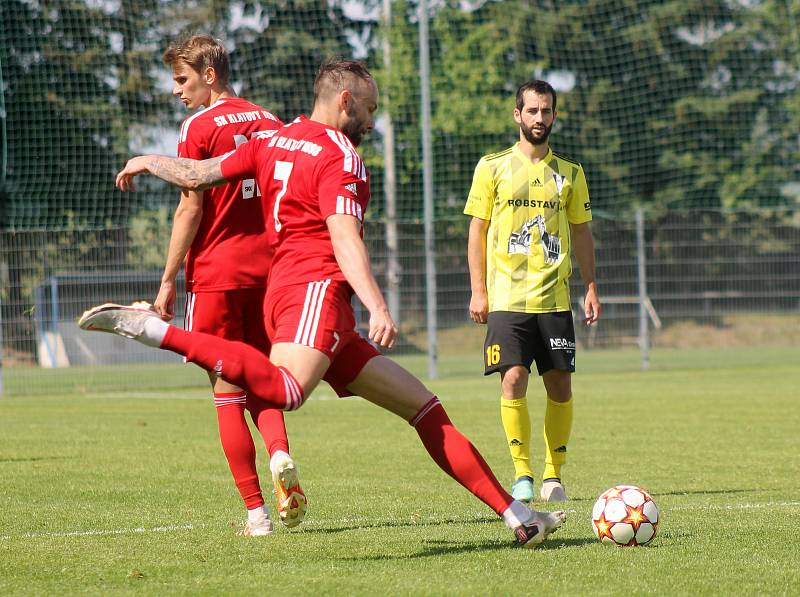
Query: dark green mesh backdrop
xmin=1 ymin=0 xmax=798 ymax=393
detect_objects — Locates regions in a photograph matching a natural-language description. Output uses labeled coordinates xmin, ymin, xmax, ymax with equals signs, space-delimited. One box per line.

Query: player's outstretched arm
xmin=328 ymin=214 xmax=397 ymax=348
xmin=115 ymin=154 xmax=228 ymax=193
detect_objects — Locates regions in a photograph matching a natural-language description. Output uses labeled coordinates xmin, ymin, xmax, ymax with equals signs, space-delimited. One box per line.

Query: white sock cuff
xmin=502 ymin=500 xmax=534 ymax=529
xmin=142 ymin=317 xmax=169 ymax=347
xmin=247 ymin=505 xmax=269 ymax=524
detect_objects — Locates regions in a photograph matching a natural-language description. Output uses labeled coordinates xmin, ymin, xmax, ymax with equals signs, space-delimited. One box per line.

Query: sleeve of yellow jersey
xmin=566 ymin=164 xmax=592 ymax=225
xmin=463 ymin=158 xmax=494 ymax=220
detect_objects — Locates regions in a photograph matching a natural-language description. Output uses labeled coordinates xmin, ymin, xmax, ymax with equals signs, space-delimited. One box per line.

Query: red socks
xmin=215 ymin=392 xmax=293 ymax=509
xmin=411 ymin=397 xmax=513 ymax=517
xmin=162 ymin=327 xmax=304 ymax=410
xmin=248 ymin=396 xmax=291 ymax=456
xmin=214 ymin=393 xmax=263 ymax=509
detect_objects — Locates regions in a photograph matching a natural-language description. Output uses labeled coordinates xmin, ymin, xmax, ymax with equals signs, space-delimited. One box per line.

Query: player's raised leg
xmin=78 ymin=302 xmax=305 ymax=412
xmin=345 ymin=355 xmax=566 ymax=548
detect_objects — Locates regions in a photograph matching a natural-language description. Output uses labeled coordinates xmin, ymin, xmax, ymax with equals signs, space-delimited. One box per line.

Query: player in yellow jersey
xmin=464 ymin=80 xmax=600 ymax=503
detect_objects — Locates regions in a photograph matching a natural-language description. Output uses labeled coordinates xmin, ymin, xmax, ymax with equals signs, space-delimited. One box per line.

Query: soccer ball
xmin=591 ymin=484 xmax=659 ymax=546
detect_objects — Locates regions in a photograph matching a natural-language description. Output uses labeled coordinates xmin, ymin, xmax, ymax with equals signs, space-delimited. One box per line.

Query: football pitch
xmin=1 ymin=346 xmax=798 ymax=595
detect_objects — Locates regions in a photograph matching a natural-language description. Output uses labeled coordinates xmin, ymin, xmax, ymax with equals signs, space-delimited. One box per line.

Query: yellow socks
xmin=500 ymin=397 xmax=533 ymax=480
xmin=543 ymin=396 xmax=573 ymax=481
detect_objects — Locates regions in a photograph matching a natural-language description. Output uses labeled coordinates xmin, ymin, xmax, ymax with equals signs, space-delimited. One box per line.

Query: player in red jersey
xmin=156 ymin=34 xmax=305 ymax=536
xmin=84 ymin=59 xmax=565 ymax=547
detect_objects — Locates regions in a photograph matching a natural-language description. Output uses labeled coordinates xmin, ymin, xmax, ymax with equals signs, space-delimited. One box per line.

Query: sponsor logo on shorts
xmin=214 ymin=359 xmax=224 ymax=377
xmin=549 ymin=338 xmax=575 ymax=351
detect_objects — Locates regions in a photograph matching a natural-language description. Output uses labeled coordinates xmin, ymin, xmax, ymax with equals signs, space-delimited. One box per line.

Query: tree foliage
xmin=1 ymin=0 xmax=798 ymax=231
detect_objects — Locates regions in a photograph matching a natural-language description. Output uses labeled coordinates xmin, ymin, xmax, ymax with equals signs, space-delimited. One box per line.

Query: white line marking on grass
xmin=3 ymin=501 xmax=798 ymax=540
xmin=0 ymin=523 xmax=205 ymax=541
xmin=668 ymin=501 xmax=800 ymax=511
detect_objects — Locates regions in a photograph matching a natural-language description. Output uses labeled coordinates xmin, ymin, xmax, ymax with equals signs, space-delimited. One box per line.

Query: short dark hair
xmin=163 ymin=34 xmax=230 ymax=86
xmin=516 ymin=80 xmax=557 ymax=111
xmin=313 ymin=57 xmax=374 ymax=105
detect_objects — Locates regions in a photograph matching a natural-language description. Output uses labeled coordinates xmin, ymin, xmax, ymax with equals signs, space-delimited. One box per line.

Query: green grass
xmin=1 ymin=347 xmax=799 ymax=595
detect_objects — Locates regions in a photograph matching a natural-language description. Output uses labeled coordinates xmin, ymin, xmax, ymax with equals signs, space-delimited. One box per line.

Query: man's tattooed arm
xmin=116 ymin=154 xmax=229 ymax=193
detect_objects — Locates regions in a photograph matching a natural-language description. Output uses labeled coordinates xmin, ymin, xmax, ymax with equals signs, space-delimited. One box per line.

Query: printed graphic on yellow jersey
xmin=508 ymin=215 xmax=561 ymax=264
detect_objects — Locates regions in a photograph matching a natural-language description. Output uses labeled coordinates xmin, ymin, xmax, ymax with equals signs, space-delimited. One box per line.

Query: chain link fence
xmin=2 ymin=0 xmax=799 ymax=394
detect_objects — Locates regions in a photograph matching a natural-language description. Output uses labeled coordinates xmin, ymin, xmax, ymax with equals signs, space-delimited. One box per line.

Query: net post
xmin=0 ymin=295 xmax=4 ymax=397
xmin=418 ymin=0 xmax=437 ymax=379
xmin=636 ymin=208 xmax=649 ymax=371
xmin=382 ymin=0 xmax=401 ymax=323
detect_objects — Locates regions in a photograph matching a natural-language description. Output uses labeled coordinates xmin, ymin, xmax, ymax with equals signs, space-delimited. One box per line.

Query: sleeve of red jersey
xmin=317 ymin=155 xmax=364 ymax=223
xmin=177 ymin=119 xmax=207 ymax=160
xmin=219 ymin=137 xmax=262 ymax=182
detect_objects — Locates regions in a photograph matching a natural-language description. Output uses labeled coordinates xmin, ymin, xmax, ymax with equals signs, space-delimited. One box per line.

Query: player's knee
xmin=501 ymin=365 xmax=528 ymax=395
xmin=544 ymin=370 xmax=572 ymax=402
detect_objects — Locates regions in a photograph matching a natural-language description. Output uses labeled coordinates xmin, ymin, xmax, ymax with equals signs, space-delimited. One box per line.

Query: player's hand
xmin=469 ymin=290 xmax=489 ymax=324
xmin=154 ymin=279 xmax=177 ymax=321
xmin=368 ymin=307 xmax=398 ymax=349
xmin=584 ymin=283 xmax=601 ymax=325
xmin=115 ymin=156 xmax=153 ymax=192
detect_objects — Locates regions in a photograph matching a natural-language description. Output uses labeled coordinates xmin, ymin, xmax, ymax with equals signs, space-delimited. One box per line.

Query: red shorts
xmin=185 ymin=288 xmax=270 ymax=355
xmin=264 ymin=279 xmax=380 ymax=397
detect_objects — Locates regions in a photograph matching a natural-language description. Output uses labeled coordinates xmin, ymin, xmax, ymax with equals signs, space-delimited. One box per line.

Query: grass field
xmin=1 ymin=346 xmax=799 ymax=595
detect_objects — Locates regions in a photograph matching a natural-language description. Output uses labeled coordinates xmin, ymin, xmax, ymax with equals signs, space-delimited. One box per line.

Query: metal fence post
xmin=636 ymin=208 xmax=649 ymax=370
xmin=0 ymin=296 xmax=4 ymax=397
xmin=419 ymin=0 xmax=438 ymax=379
xmin=382 ymin=0 xmax=401 ymax=322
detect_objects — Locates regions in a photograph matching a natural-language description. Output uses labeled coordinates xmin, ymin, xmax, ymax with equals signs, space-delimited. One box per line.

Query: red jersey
xmin=219 ymin=115 xmax=370 ymax=291
xmin=177 ymin=97 xmax=282 ymax=291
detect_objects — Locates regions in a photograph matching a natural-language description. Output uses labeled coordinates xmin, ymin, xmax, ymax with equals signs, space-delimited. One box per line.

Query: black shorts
xmin=483 ymin=311 xmax=576 ymax=376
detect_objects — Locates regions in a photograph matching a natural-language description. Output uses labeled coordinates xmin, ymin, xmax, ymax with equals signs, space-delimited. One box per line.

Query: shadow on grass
xmin=302 ymin=515 xmax=499 ymax=535
xmin=339 ymin=535 xmax=597 ymax=560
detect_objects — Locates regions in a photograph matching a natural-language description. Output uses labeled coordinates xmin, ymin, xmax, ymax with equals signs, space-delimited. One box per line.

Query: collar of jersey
xmin=513 ymin=143 xmax=553 ymax=169
xmin=297 ymin=114 xmax=337 ymax=132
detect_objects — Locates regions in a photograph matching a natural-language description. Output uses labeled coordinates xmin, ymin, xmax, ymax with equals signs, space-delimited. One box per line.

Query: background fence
xmin=1 ymin=0 xmax=799 ymax=395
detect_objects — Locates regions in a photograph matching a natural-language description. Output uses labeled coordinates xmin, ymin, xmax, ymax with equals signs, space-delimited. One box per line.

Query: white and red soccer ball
xmin=592 ymin=484 xmax=659 ymax=546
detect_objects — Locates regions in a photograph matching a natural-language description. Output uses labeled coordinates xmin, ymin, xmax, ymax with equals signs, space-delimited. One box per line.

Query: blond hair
xmin=163 ymin=34 xmax=230 ymax=85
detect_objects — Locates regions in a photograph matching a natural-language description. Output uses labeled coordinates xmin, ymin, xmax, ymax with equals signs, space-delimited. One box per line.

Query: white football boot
xmin=540 ymin=479 xmax=569 ymax=502
xmin=513 ymin=508 xmax=567 ymax=548
xmin=269 ymin=451 xmax=307 ymax=528
xmin=78 ymin=302 xmax=164 ymax=346
xmin=240 ymin=510 xmax=274 ymax=537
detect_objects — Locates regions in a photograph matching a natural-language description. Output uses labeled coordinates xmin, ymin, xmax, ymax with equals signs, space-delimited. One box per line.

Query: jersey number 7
xmin=273 ymin=160 xmax=294 ymax=232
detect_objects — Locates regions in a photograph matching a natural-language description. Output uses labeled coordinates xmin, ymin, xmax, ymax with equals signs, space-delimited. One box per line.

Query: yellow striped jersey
xmin=464 ymin=143 xmax=591 ymax=313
